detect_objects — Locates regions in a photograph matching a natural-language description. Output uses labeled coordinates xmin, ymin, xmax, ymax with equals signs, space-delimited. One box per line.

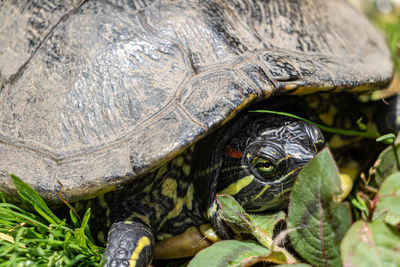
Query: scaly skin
xmin=103 ymin=222 xmax=154 ymax=267
xmin=101 ymin=114 xmax=325 ymax=266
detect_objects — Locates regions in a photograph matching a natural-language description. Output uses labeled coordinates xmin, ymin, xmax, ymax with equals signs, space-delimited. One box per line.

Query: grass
xmin=0 ymin=175 xmax=103 ymax=266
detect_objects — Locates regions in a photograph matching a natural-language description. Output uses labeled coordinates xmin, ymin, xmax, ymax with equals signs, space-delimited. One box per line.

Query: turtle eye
xmin=253 ymin=157 xmax=276 ymax=177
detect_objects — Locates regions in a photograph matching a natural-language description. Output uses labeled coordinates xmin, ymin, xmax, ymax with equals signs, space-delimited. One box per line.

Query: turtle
xmin=0 ymin=0 xmax=394 ymax=266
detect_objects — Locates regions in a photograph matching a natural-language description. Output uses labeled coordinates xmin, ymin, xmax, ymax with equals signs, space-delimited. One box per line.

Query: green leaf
xmin=74 ymin=228 xmax=87 ymax=248
xmin=351 ymin=196 xmax=368 ymax=214
xmin=189 ymin=240 xmax=297 ymax=266
xmin=70 ymin=210 xmax=80 ymax=228
xmin=80 ymin=208 xmax=91 ymax=230
xmin=79 ymin=208 xmax=99 ymax=249
xmin=375 ymin=144 xmax=400 ymax=186
xmin=288 ymin=148 xmax=352 ymax=267
xmin=376 ymin=133 xmax=396 ymax=144
xmin=217 ymin=194 xmax=273 ymax=249
xmin=217 ymin=195 xmax=297 ymax=263
xmin=276 ymin=265 xmax=312 ymax=267
xmin=0 ymin=192 xmax=7 ymax=203
xmin=10 ymin=174 xmax=62 ymax=225
xmin=373 ymin=172 xmax=400 ymax=226
xmin=216 ymin=194 xmax=254 ymax=233
xmin=250 ymin=211 xmax=286 ymax=238
xmin=341 ymin=221 xmax=400 ymax=266
xmin=356 ymin=117 xmax=367 ymax=131
xmin=217 ymin=195 xmax=286 ymax=238
xmin=188 ymin=240 xmax=271 ymax=267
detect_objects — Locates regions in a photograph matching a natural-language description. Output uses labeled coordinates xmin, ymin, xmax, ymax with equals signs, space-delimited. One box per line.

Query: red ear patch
xmin=224 ymin=146 xmax=243 ymax=159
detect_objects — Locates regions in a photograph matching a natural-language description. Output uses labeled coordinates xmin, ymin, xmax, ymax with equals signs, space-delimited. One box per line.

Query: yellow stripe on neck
xmin=129 ymin=236 xmax=151 ymax=267
xmin=218 ymin=175 xmax=254 ymax=195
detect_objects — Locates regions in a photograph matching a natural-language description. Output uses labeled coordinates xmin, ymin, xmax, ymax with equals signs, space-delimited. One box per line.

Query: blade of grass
xmin=10 ymin=174 xmax=63 ymax=225
xmin=0 ymin=175 xmax=104 ymax=265
xmin=250 ymin=110 xmax=380 ymax=138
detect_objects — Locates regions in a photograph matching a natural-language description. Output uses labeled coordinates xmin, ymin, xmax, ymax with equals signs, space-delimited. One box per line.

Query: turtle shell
xmin=0 ymin=0 xmax=393 ymax=202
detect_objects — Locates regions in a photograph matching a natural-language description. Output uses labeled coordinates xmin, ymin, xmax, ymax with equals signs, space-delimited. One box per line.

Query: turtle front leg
xmin=102 ymin=221 xmax=155 ymax=267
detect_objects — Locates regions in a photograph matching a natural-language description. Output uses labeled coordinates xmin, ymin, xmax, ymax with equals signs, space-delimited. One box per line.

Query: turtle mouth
xmin=241 ymin=166 xmax=303 ymax=212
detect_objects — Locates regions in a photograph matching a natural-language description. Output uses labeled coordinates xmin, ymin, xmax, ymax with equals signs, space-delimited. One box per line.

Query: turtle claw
xmin=102 ymin=221 xmax=154 ymax=267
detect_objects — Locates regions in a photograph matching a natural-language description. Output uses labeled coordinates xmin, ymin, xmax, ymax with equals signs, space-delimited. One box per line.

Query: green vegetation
xmin=0 ymin=175 xmax=104 ymax=266
xmin=189 ymin=140 xmax=400 ymax=266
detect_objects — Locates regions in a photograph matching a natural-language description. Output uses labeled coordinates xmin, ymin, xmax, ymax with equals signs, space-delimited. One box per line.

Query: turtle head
xmin=217 ymin=117 xmax=325 ymax=212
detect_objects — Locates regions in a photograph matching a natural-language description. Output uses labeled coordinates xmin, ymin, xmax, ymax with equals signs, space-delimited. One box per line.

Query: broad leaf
xmin=277 ymin=265 xmax=311 ymax=267
xmin=375 ymin=144 xmax=400 ymax=186
xmin=216 ymin=195 xmax=285 ymax=237
xmin=189 ymin=240 xmax=285 ymax=267
xmin=341 ymin=221 xmax=400 ymax=266
xmin=288 ymin=148 xmax=351 ymax=267
xmin=373 ymin=172 xmax=400 ymax=226
xmin=217 ymin=195 xmax=296 ymax=263
xmin=217 ymin=194 xmax=254 ymax=233
xmin=251 ymin=211 xmax=286 ymax=238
